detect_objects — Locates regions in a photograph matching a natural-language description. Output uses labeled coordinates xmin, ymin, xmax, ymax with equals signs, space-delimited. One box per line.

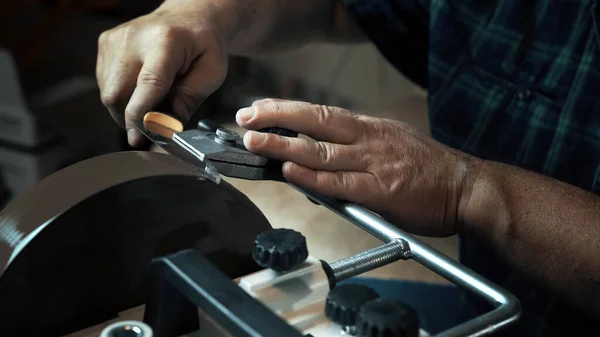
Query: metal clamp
xmin=143 ymin=249 xmax=305 ymax=337
xmin=296 ymin=187 xmax=522 ymax=337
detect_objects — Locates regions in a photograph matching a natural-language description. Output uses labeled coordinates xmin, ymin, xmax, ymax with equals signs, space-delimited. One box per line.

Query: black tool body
xmin=173 ymin=122 xmax=298 ymax=182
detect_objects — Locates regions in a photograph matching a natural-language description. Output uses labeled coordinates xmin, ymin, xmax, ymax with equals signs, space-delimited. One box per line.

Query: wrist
xmin=212 ymin=0 xmax=281 ymax=54
xmin=459 ymin=160 xmax=512 ymax=239
xmin=156 ymin=0 xmax=263 ymax=52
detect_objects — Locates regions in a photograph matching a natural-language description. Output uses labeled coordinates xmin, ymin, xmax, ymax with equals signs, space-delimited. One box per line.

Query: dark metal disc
xmin=0 ymin=151 xmax=271 ymax=336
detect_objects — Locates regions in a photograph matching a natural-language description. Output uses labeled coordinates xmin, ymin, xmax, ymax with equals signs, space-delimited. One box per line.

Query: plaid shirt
xmin=344 ymin=0 xmax=600 ymax=335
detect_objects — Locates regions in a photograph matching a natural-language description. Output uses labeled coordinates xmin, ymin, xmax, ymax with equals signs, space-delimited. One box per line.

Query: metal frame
xmin=299 ymin=187 xmax=522 ymax=337
xmin=144 ymin=187 xmax=521 ymax=337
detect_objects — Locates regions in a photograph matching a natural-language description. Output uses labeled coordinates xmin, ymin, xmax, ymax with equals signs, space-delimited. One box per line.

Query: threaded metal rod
xmin=329 ymin=239 xmax=410 ymax=283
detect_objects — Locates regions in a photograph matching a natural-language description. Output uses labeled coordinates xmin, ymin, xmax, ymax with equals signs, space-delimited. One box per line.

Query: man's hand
xmin=236 ymin=99 xmax=483 ymax=237
xmin=238 ymin=98 xmax=600 ymax=317
xmin=96 ymin=0 xmax=359 ymax=147
xmin=97 ymin=0 xmax=230 ymax=146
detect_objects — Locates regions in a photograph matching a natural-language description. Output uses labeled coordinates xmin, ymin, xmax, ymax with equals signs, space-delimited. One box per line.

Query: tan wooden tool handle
xmin=143 ymin=112 xmax=184 ymax=139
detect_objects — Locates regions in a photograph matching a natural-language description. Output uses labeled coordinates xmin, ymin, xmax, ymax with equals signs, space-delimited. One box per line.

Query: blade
xmin=133 ymin=119 xmax=221 ymax=184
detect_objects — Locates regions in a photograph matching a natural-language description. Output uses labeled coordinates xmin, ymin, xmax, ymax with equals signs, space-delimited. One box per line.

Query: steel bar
xmin=298 ymin=187 xmax=521 ymax=337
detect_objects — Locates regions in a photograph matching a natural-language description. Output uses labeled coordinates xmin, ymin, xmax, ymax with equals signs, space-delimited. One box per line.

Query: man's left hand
xmin=236 ymin=99 xmax=483 ymax=237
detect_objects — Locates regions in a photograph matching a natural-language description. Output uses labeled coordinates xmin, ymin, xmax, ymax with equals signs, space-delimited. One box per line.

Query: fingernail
xmin=247 ymin=131 xmax=266 ymax=146
xmin=282 ymin=161 xmax=293 ymax=172
xmin=127 ymin=128 xmax=141 ymax=146
xmin=236 ymin=107 xmax=254 ymax=125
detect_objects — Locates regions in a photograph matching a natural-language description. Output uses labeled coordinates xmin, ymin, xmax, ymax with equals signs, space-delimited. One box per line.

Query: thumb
xmin=169 ymin=50 xmax=228 ymax=122
xmin=124 ymin=50 xmax=180 ymax=147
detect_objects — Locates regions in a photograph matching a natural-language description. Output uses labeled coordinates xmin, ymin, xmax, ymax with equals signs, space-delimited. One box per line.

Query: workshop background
xmin=0 ymin=1 xmax=456 ymax=283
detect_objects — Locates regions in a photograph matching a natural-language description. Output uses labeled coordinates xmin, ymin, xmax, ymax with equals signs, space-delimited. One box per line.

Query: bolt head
xmin=216 ymin=128 xmax=240 ymax=142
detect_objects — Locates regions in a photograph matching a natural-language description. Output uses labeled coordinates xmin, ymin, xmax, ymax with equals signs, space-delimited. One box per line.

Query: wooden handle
xmin=143 ymin=112 xmax=184 ymax=139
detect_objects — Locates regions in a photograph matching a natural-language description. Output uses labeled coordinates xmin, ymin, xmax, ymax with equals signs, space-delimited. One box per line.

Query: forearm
xmin=167 ymin=0 xmax=364 ymax=55
xmin=463 ymin=160 xmax=600 ymax=317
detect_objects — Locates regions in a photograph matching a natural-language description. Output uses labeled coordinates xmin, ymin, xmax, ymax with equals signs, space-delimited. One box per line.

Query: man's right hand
xmin=97 ymin=0 xmax=361 ymax=147
xmin=96 ymin=0 xmax=229 ymax=146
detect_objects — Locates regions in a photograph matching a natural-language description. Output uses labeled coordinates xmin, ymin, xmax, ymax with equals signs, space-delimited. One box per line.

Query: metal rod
xmin=329 ymin=239 xmax=410 ymax=283
xmin=296 ymin=187 xmax=521 ymax=337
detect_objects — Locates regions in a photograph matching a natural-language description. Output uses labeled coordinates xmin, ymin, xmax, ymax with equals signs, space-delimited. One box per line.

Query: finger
xmin=96 ymin=33 xmax=106 ymax=89
xmin=124 ymin=50 xmax=181 ymax=146
xmin=96 ymin=30 xmax=111 ymax=90
xmin=96 ymin=30 xmax=141 ymax=129
xmin=96 ymin=34 xmax=120 ymax=126
xmin=169 ymin=49 xmax=228 ymax=120
xmin=98 ymin=54 xmax=141 ymax=128
xmin=236 ymin=99 xmax=363 ymax=144
xmin=243 ymin=131 xmax=367 ymax=171
xmin=282 ymin=162 xmax=378 ymax=204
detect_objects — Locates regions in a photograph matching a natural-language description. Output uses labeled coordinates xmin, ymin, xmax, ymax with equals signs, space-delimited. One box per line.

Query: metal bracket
xmin=296 ymin=187 xmax=522 ymax=337
xmin=143 ymin=249 xmax=306 ymax=337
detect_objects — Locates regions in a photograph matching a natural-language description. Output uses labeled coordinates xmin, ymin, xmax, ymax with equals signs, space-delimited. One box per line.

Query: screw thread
xmin=329 ymin=240 xmax=409 ymax=283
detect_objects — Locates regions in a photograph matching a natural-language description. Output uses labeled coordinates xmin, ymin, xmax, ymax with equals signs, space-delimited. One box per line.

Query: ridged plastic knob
xmin=356 ymin=299 xmax=419 ymax=337
xmin=324 ymin=284 xmax=380 ymax=326
xmin=197 ymin=119 xmax=223 ymax=132
xmin=252 ymin=228 xmax=308 ymax=272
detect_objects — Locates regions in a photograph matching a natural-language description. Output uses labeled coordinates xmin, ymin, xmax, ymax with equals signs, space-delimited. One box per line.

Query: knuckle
xmin=267 ymin=100 xmax=281 ymax=117
xmin=100 ymin=91 xmax=120 ymax=108
xmin=279 ymin=136 xmax=291 ymax=150
xmin=254 ymin=98 xmax=276 ymax=105
xmin=341 ymin=173 xmax=353 ymax=189
xmin=137 ymin=69 xmax=164 ymax=88
xmin=314 ymin=104 xmax=334 ymax=126
xmin=333 ymin=172 xmax=349 ymax=191
xmin=98 ymin=31 xmax=109 ymax=47
xmin=362 ymin=151 xmax=377 ymax=171
xmin=253 ymin=99 xmax=279 ymax=119
xmin=261 ymin=133 xmax=279 ymax=148
xmin=316 ymin=142 xmax=334 ymax=165
xmin=120 ymin=25 xmax=141 ymax=45
xmin=352 ymin=114 xmax=371 ymax=140
xmin=261 ymin=98 xmax=278 ymax=109
xmin=153 ymin=25 xmax=181 ymax=43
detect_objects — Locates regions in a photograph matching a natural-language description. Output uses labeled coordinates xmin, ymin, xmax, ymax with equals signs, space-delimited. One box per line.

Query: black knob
xmin=253 ymin=228 xmax=308 ymax=272
xmin=258 ymin=127 xmax=298 ymax=138
xmin=356 ymin=299 xmax=419 ymax=337
xmin=325 ymin=284 xmax=380 ymax=326
xmin=197 ymin=119 xmax=224 ymax=132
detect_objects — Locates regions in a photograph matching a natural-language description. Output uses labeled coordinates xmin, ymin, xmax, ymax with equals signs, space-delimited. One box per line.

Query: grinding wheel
xmin=0 ymin=151 xmax=272 ymax=337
